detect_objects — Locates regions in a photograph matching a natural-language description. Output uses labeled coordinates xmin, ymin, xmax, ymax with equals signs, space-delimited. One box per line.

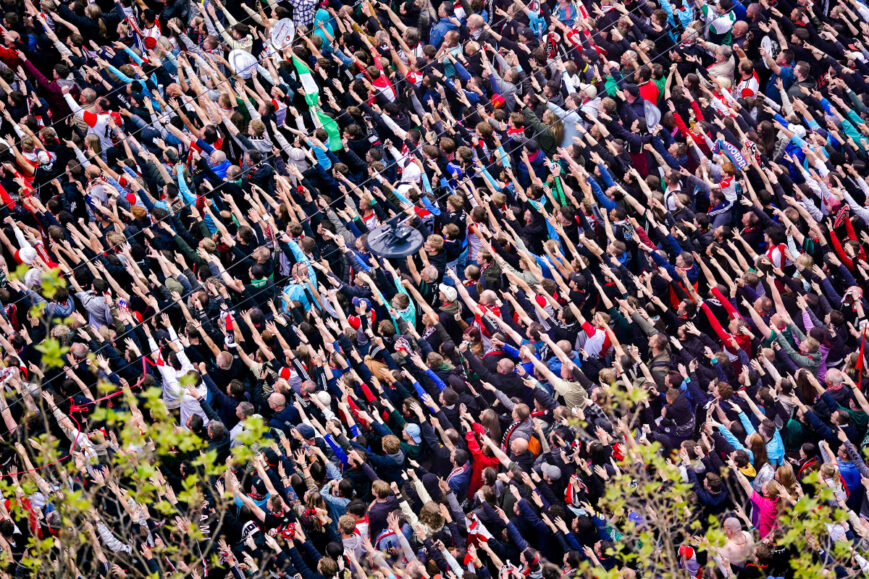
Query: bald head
xmin=498 ymin=359 xmax=515 ymax=374
xmin=723 ymin=517 xmax=742 ymax=534
xmin=80 ymin=88 xmax=97 ymax=105
xmin=210 ymin=150 xmax=227 ymax=165
xmin=268 ymin=392 xmax=287 ymax=410
xmin=510 ymin=437 xmax=529 ymax=455
xmin=480 ymin=290 xmax=498 ymax=305
xmin=217 ymin=351 xmax=233 ymax=369
xmin=70 ymin=343 xmax=88 ymax=359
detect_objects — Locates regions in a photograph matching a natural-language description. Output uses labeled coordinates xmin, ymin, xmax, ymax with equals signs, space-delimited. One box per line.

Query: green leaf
xmin=34 ymin=338 xmax=69 ymax=368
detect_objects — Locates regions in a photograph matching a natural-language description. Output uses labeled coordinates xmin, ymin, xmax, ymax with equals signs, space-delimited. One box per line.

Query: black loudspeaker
xmin=366 ymin=223 xmax=424 ymax=258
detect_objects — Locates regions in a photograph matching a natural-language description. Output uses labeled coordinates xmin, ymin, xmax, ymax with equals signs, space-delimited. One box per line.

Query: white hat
xmin=789 ymin=124 xmax=807 ymax=139
xmin=228 ymin=49 xmax=258 ymax=80
xmin=24 ymin=268 xmax=42 ymax=288
xmin=400 ymin=160 xmax=421 ymax=183
xmin=18 ymin=246 xmax=37 ymax=265
xmin=316 ymin=391 xmax=331 ymax=406
xmin=439 ymin=283 xmax=458 ymax=302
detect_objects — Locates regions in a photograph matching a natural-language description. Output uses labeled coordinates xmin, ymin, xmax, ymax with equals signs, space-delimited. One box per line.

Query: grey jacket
xmin=75 ymin=290 xmax=113 ymax=329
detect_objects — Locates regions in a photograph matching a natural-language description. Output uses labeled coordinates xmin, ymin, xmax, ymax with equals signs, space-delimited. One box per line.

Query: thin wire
xmin=0 ymin=3 xmax=675 ymax=411
xmin=7 ymin=1 xmax=281 ymax=156
xmin=0 ymin=3 xmax=716 ymax=420
xmin=7 ymin=0 xmax=591 ymax=298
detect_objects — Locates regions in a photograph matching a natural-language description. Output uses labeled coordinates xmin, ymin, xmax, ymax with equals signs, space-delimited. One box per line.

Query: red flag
xmin=858 ymin=326 xmax=866 ymax=389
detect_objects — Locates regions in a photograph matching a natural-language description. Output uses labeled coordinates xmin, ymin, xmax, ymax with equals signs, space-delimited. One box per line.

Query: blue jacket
xmin=429 ymin=17 xmax=458 ymax=47
xmin=739 ymin=412 xmax=785 ymax=467
xmin=268 ymin=406 xmax=301 ymax=434
xmin=447 ymin=462 xmax=472 ymax=497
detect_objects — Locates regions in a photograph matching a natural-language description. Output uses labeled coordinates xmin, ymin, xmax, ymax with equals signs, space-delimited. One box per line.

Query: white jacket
xmin=147 ymin=326 xmax=208 ymax=427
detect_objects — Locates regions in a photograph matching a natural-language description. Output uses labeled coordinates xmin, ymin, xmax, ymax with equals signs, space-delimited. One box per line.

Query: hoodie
xmin=342 ymin=532 xmax=364 ymax=559
xmin=313 ymin=9 xmax=334 ymax=51
xmin=366 ymin=449 xmax=406 ymax=483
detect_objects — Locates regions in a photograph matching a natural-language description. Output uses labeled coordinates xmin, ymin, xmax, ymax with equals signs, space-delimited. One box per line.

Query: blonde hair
xmin=20 ymin=135 xmax=36 ymax=153
xmin=795 ymin=253 xmax=814 ymax=270
xmin=249 ymin=119 xmax=266 ymax=136
xmin=418 ymin=502 xmax=444 ymax=532
xmin=85 ymin=134 xmax=102 ymax=155
xmin=107 ymin=232 xmax=125 ymax=247
xmin=426 ymin=234 xmax=444 ymax=250
xmin=819 ymin=463 xmax=838 ymax=479
xmin=802 ymin=337 xmax=820 ymax=353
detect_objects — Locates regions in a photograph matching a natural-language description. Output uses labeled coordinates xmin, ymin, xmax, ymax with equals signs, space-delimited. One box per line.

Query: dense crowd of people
xmin=1 ymin=0 xmax=869 ymax=575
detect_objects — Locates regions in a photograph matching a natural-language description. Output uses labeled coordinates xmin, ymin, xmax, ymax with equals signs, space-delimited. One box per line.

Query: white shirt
xmin=147 ymin=327 xmax=208 ymax=427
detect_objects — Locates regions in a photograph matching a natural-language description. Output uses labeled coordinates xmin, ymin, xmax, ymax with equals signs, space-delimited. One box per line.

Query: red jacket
xmin=0 ymin=45 xmax=20 ymax=69
xmin=465 ymin=425 xmax=500 ymax=499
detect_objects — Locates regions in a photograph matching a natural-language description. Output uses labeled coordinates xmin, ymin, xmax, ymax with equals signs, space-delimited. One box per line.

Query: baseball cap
xmin=569 ymin=272 xmax=586 ymax=287
xmin=405 ymin=423 xmax=422 ymax=444
xmin=439 ymin=283 xmax=458 ymax=302
xmin=249 ymin=476 xmax=268 ymax=499
xmin=297 ymin=424 xmax=316 ymax=439
xmin=17 ymin=246 xmax=37 ymax=265
xmin=352 ymin=296 xmax=371 ymax=310
xmin=540 ymin=463 xmax=562 ymax=481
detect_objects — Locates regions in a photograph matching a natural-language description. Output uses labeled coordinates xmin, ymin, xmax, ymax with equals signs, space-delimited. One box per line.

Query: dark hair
xmin=442 ymin=387 xmax=459 ymax=406
xmin=247 ymin=149 xmax=264 ymax=164
xmin=452 ymin=449 xmax=469 ymax=467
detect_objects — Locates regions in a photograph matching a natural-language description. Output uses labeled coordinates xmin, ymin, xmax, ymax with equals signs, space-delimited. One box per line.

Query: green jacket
xmin=522 ymin=106 xmax=559 ymax=157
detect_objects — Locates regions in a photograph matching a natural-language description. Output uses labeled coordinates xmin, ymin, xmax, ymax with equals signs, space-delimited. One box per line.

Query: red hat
xmin=348 ymin=315 xmax=362 ymax=330
xmin=491 ymin=94 xmax=506 ymax=108
xmin=278 ymin=367 xmax=292 ymax=381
